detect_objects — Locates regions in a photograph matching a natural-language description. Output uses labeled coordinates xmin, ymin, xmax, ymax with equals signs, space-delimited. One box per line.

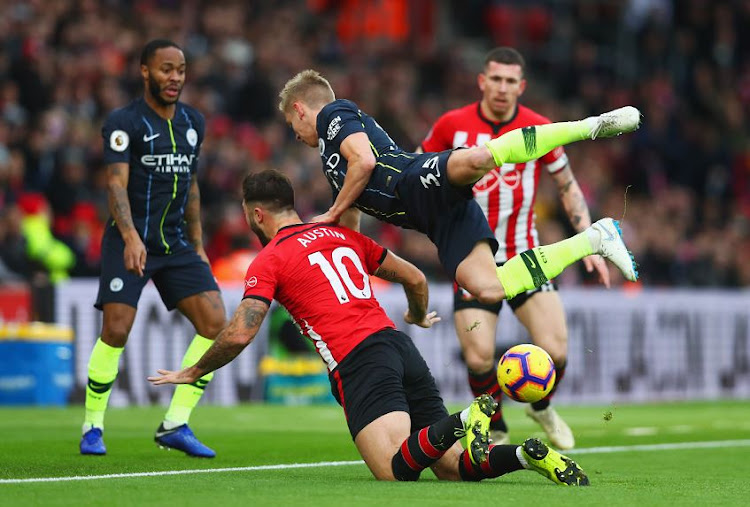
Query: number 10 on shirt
xmin=308 ymin=247 xmax=372 ymax=303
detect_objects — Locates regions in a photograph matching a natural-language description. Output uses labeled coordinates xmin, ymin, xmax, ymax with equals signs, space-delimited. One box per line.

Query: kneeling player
xmin=149 ymin=170 xmax=588 ymax=485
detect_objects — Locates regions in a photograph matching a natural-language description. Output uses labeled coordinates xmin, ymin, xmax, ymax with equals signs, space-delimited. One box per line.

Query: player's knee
xmin=536 ymin=335 xmax=567 ymax=364
xmin=474 ymin=287 xmax=503 ymax=306
xmin=101 ymin=323 xmax=130 ymax=346
xmin=464 ymin=350 xmax=495 ymax=373
xmin=197 ymin=318 xmax=225 ymax=340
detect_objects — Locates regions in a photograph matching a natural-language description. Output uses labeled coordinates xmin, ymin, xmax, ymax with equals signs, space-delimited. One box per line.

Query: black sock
xmin=468 ymin=368 xmax=506 ymax=431
xmin=458 ymin=445 xmax=524 ymax=481
xmin=531 ymin=360 xmax=566 ymax=412
xmin=391 ymin=412 xmax=464 ymax=481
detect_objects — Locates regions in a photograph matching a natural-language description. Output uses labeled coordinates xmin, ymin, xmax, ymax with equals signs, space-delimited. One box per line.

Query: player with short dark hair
xmin=419 ymin=47 xmax=608 ymax=449
xmin=149 ymin=169 xmax=589 ymax=485
xmin=79 ymin=39 xmax=226 ymax=457
xmin=277 ymin=69 xmax=639 ymax=311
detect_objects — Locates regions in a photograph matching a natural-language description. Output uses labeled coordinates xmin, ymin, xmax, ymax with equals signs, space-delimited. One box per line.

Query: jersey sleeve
xmin=194 ymin=110 xmax=206 ymax=158
xmin=101 ymin=109 xmax=133 ymax=165
xmin=242 ymin=252 xmax=278 ymax=305
xmin=541 ymin=146 xmax=569 ymax=174
xmin=320 ymin=100 xmax=366 ymax=149
xmin=420 ymin=114 xmax=452 ymax=152
xmin=350 ymin=230 xmax=388 ymax=274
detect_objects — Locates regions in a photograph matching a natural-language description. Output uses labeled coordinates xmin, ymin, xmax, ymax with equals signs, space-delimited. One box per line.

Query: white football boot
xmin=589 ymin=218 xmax=639 ymax=282
xmin=586 ymin=106 xmax=641 ymax=139
xmin=525 ymin=405 xmax=575 ymax=450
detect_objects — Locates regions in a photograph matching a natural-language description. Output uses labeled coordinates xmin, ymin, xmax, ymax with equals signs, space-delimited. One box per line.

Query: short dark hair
xmin=242 ymin=169 xmax=295 ymax=211
xmin=484 ymin=47 xmax=526 ymax=75
xmin=140 ymin=39 xmax=182 ymax=66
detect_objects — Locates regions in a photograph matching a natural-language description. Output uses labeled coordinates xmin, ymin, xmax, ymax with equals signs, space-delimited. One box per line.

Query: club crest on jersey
xmin=109 ymin=277 xmax=124 ymax=292
xmin=109 ymin=130 xmax=129 ymax=152
xmin=245 ymin=276 xmax=257 ymax=288
xmin=327 ymin=116 xmax=342 ymax=140
xmin=186 ymin=128 xmax=198 ymax=147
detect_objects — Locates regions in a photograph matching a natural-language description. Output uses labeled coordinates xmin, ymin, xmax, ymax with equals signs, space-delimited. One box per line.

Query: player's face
xmin=478 ymin=62 xmax=526 ymax=120
xmin=285 ymin=105 xmax=318 ymax=147
xmin=143 ymin=47 xmax=186 ymax=106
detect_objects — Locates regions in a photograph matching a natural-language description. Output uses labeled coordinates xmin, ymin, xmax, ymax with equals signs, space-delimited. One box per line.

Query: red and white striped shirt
xmin=421 ymin=102 xmax=568 ymax=262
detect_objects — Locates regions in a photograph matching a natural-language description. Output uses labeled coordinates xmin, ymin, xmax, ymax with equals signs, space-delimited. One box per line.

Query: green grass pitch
xmin=1 ymin=400 xmax=749 ymax=506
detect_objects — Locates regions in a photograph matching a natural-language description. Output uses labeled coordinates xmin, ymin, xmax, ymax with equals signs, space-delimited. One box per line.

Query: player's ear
xmin=477 ymin=72 xmax=486 ymax=92
xmin=140 ymin=64 xmax=149 ymax=82
xmin=293 ymin=101 xmax=305 ymax=119
xmin=518 ymin=78 xmax=527 ymax=96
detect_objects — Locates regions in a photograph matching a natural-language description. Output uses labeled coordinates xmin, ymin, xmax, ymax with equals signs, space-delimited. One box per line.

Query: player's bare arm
xmin=107 ymin=161 xmax=146 ymax=277
xmin=375 ymin=251 xmax=440 ymax=329
xmin=148 ymin=298 xmax=269 ymax=385
xmin=185 ymin=178 xmax=209 ymax=264
xmin=551 ymin=165 xmax=610 ymax=287
xmin=338 ymin=207 xmax=362 ymax=232
xmin=313 ymin=132 xmax=375 ymax=224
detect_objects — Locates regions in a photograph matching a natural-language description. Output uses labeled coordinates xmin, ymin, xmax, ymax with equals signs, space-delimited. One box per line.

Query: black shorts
xmin=453 ymin=270 xmax=558 ymax=314
xmin=95 ymin=227 xmax=219 ymax=311
xmin=329 ymin=328 xmax=448 ymax=440
xmin=396 ymin=150 xmax=498 ymax=278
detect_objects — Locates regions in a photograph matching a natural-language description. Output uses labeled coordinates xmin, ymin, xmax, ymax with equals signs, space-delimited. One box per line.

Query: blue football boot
xmin=80 ymin=427 xmax=107 ymax=455
xmin=154 ymin=424 xmax=216 ymax=458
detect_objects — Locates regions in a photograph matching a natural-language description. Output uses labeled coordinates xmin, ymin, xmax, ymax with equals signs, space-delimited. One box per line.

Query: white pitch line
xmin=567 ymin=439 xmax=750 ymax=455
xmin=3 ymin=439 xmax=750 ymax=485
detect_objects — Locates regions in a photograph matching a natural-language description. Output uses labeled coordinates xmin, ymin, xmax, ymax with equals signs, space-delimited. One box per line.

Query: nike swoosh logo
xmin=600 ymin=225 xmax=615 ymax=241
xmin=143 ymin=133 xmax=160 ymax=142
xmin=522 ymin=252 xmax=536 ymax=269
xmin=154 ymin=429 xmax=175 ymax=438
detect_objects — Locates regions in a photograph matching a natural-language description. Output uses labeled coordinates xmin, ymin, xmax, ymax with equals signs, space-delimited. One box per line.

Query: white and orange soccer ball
xmin=497 ymin=344 xmax=556 ymax=403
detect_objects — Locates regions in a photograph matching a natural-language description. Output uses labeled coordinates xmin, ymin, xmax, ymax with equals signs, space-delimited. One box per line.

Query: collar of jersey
xmin=475 ymin=101 xmax=519 ymax=134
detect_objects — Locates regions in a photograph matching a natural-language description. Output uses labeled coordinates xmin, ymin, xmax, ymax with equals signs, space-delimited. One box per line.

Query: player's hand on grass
xmin=583 ymin=254 xmax=610 ymax=288
xmin=148 ymin=368 xmax=197 ymax=385
xmin=404 ymin=310 xmax=441 ymax=329
xmin=123 ymin=235 xmax=147 ymax=277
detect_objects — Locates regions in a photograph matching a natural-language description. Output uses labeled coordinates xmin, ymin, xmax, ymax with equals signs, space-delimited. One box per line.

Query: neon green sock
xmin=497 ymin=232 xmax=593 ymax=299
xmin=485 ymin=120 xmax=592 ymax=166
xmin=164 ymin=335 xmax=215 ymax=426
xmin=84 ymin=338 xmax=124 ymax=430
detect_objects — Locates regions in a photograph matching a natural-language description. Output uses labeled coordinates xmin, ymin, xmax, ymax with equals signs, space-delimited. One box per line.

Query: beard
xmin=148 ymin=75 xmax=180 ymax=106
xmin=250 ymin=222 xmax=271 ymax=246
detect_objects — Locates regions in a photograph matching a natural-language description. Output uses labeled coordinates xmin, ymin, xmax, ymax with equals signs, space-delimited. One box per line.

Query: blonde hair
xmin=278 ymin=69 xmax=335 ymax=113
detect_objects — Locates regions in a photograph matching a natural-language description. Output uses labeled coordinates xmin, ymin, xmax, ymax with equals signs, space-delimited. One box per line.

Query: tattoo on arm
xmin=110 ymin=185 xmax=135 ymax=232
xmin=374 ymin=267 xmax=404 ymax=284
xmin=193 ymin=298 xmax=268 ymax=375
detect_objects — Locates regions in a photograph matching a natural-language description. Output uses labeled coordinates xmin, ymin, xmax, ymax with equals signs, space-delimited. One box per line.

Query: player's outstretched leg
xmin=485 ymin=106 xmax=641 ymax=166
xmin=520 ymin=437 xmax=589 ymax=486
xmin=391 ymin=394 xmax=497 ymax=481
xmin=155 ymin=334 xmax=216 ymax=458
xmin=496 ymin=217 xmax=638 ymax=300
xmin=80 ymin=338 xmax=124 ymax=455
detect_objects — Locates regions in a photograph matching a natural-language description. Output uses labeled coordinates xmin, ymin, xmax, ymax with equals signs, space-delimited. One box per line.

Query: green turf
xmin=1 ymin=400 xmax=749 ymax=506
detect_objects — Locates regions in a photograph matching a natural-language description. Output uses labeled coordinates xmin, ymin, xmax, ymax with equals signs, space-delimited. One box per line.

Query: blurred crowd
xmin=0 ymin=0 xmax=748 ymax=288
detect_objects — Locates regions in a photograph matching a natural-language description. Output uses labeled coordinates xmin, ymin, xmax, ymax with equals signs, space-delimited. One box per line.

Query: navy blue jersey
xmin=316 ymin=99 xmax=414 ymax=228
xmin=102 ymin=98 xmax=204 ymax=255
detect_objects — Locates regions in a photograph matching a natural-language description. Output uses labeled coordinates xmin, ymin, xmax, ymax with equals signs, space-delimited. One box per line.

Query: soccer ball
xmin=497 ymin=344 xmax=556 ymax=403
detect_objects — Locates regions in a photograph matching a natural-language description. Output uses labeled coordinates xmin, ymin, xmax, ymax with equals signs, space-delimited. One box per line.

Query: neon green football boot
xmin=463 ymin=394 xmax=498 ymax=465
xmin=521 ymin=437 xmax=590 ymax=486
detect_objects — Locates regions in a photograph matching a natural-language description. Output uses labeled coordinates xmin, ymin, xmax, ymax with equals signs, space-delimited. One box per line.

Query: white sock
xmin=162 ymin=420 xmax=183 ymax=431
xmin=81 ymin=422 xmax=98 ymax=434
xmin=459 ymin=407 xmax=470 ymax=427
xmin=516 ymin=446 xmax=530 ymax=469
xmin=586 ymin=226 xmax=602 ymax=253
